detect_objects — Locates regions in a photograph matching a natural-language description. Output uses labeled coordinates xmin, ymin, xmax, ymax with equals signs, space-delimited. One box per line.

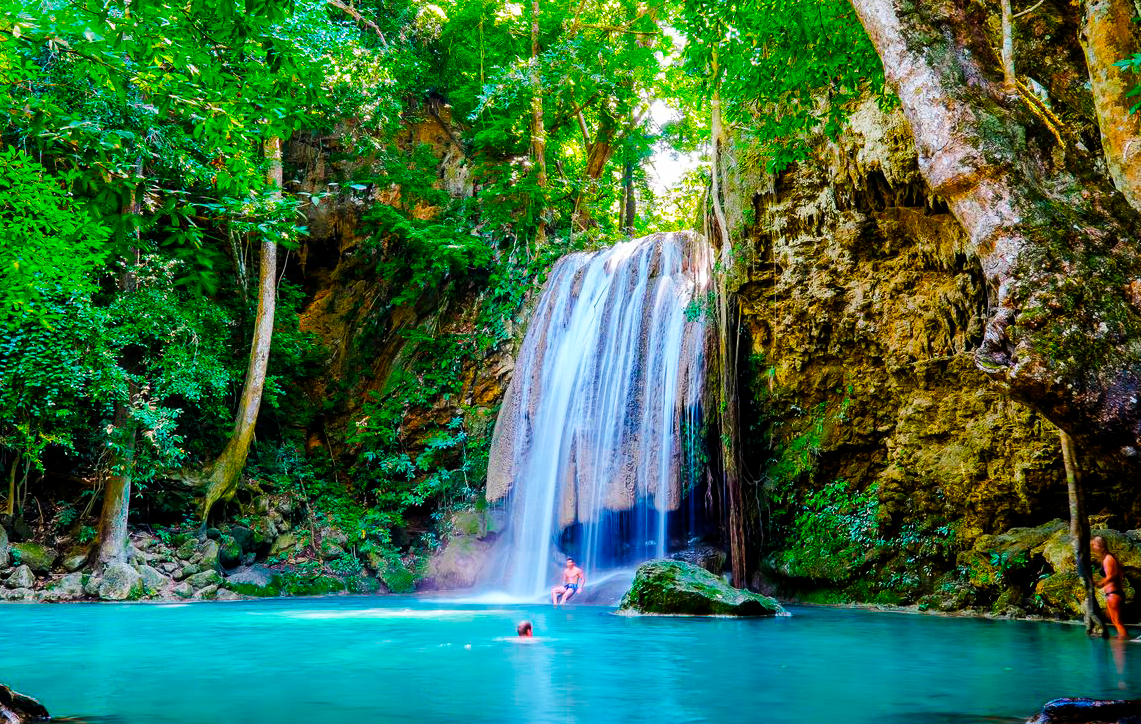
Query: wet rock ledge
xmin=1026 ymin=698 xmax=1141 ymax=723
xmin=0 ymin=683 xmax=49 ymax=723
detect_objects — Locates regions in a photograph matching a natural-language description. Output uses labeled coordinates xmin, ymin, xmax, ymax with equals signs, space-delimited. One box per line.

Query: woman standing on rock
xmin=1091 ymin=536 xmax=1129 ymax=639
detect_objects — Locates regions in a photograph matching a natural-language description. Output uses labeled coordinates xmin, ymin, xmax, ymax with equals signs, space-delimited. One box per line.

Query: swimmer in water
xmin=516 ymin=620 xmax=533 ymax=637
xmin=551 ymin=557 xmax=585 ymax=605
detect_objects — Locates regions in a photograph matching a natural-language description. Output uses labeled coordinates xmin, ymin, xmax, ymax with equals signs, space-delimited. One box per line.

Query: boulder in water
xmin=619 ymin=560 xmax=786 ymax=616
xmin=0 ymin=683 xmax=50 ymax=723
xmin=1025 ymin=698 xmax=1141 ymax=723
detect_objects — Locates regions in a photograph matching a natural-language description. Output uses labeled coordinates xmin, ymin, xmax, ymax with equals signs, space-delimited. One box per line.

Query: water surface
xmin=3 ymin=597 xmax=1139 ymax=723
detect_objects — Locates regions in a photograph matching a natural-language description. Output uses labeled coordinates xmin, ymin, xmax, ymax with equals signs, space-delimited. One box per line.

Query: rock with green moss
xmin=9 ymin=543 xmax=56 ymax=573
xmin=218 ymin=535 xmax=242 ymax=569
xmin=186 ymin=570 xmax=223 ymax=589
xmin=958 ymin=520 xmax=1066 ymax=589
xmin=620 ymin=560 xmax=787 ymax=616
xmin=1035 ymin=572 xmax=1136 ymax=619
xmin=422 ymin=534 xmax=491 ymax=590
xmin=98 ymin=561 xmax=142 ymax=601
xmin=42 ymin=572 xmax=85 ymax=602
xmin=269 ymin=532 xmax=299 ymax=557
xmin=1041 ymin=528 xmax=1141 ymax=575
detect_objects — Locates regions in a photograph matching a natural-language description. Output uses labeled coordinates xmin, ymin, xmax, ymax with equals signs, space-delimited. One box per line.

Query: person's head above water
xmin=516 ymin=620 xmax=533 ymax=637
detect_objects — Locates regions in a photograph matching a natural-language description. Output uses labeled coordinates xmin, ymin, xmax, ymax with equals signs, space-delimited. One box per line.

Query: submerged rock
xmin=1025 ymin=698 xmax=1141 ymax=723
xmin=619 ymin=560 xmax=786 ymax=616
xmin=0 ymin=683 xmax=50 ymax=723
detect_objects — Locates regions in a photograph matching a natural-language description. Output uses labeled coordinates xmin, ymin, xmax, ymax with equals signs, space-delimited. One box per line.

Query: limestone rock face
xmin=729 ymin=99 xmax=1080 ymax=591
xmin=98 ymin=562 xmax=142 ymax=601
xmin=619 ymin=560 xmax=786 ymax=616
xmin=0 ymin=527 xmax=9 ymax=569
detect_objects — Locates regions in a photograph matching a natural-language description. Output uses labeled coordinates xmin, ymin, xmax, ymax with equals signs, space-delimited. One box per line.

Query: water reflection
xmin=2 ymin=600 xmax=1139 ymax=724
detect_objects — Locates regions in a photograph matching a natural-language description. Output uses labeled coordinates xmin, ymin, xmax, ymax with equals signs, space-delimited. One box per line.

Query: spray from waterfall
xmin=484 ymin=232 xmax=712 ymax=598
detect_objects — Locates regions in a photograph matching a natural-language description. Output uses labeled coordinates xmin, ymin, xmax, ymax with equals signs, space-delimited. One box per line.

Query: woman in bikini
xmin=1092 ymin=536 xmax=1129 ymax=638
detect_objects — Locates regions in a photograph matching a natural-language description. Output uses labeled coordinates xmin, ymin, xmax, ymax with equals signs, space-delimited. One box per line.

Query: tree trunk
xmin=1060 ymin=430 xmax=1109 ymax=636
xmin=182 ymin=137 xmax=280 ymax=519
xmin=849 ymin=0 xmax=1141 ymax=461
xmin=1000 ymin=0 xmax=1016 ymax=89
xmin=571 ymin=107 xmax=619 ymax=230
xmin=622 ymin=142 xmax=635 ymax=235
xmin=5 ymin=452 xmax=17 ymax=516
xmin=1079 ymin=0 xmax=1141 ymax=213
xmin=97 ymin=163 xmax=142 ymax=568
xmin=708 ymin=47 xmax=747 ymax=590
xmin=530 ymin=0 xmax=548 ymax=246
xmin=97 ymin=377 xmax=138 ymax=566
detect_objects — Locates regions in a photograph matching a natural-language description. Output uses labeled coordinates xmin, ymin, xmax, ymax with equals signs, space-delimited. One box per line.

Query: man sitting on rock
xmin=551 ymin=557 xmax=585 ymax=605
xmin=1091 ymin=536 xmax=1129 ymax=638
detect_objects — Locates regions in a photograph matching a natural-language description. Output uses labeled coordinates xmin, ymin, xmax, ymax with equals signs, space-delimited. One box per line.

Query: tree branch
xmin=327 ymin=0 xmax=389 ymax=49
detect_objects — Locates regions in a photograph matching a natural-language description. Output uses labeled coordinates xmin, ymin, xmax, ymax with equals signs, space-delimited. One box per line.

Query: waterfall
xmin=485 ymin=231 xmax=711 ymax=598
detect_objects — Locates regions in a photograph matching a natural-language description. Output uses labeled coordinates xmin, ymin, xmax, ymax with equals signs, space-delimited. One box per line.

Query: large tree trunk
xmin=571 ymin=106 xmax=621 ymax=230
xmin=5 ymin=452 xmax=17 ymax=516
xmin=97 ymin=165 xmax=142 ymax=568
xmin=97 ymin=377 xmax=138 ymax=566
xmin=1079 ymin=0 xmax=1141 ymax=213
xmin=182 ymin=137 xmax=280 ymax=519
xmin=621 ymin=138 xmax=635 ymax=235
xmin=1060 ymin=430 xmax=1108 ymax=636
xmin=850 ymin=0 xmax=1141 ymax=461
xmin=709 ymin=47 xmax=748 ymax=590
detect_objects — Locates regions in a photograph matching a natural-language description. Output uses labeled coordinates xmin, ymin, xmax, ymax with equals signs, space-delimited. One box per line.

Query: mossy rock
xmin=958 ymin=519 xmax=1065 ymax=589
xmin=1035 ymin=572 xmax=1135 ymax=618
xmin=10 ymin=542 xmax=57 ymax=573
xmin=273 ymin=572 xmax=345 ymax=596
xmin=619 ymin=560 xmax=787 ymax=616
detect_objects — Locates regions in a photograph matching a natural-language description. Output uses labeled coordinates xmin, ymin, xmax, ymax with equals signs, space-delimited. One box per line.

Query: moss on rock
xmin=619 ymin=560 xmax=786 ymax=616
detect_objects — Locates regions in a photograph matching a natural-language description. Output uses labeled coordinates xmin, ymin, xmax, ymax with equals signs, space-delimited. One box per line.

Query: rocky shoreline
xmin=0 ymin=493 xmax=408 ymax=603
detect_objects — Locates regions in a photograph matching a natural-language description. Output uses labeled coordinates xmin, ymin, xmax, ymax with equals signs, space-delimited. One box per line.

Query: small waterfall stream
xmin=485 ymin=232 xmax=711 ymax=598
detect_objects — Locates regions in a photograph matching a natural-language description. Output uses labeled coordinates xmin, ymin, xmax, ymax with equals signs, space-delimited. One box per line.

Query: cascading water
xmin=485 ymin=231 xmax=711 ymax=598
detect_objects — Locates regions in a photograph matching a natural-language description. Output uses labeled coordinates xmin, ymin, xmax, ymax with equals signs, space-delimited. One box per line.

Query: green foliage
xmin=671 ymin=0 xmax=888 ymax=173
xmin=0 ymin=149 xmax=110 ymax=325
xmin=774 ymin=479 xmax=880 ymax=580
xmin=1113 ymin=54 xmax=1141 ymax=114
